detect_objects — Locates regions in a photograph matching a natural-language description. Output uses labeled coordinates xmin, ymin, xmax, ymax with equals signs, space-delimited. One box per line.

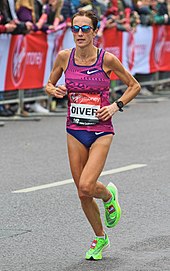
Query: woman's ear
xmin=93 ymin=21 xmax=100 ymax=36
xmin=93 ymin=28 xmax=99 ymax=37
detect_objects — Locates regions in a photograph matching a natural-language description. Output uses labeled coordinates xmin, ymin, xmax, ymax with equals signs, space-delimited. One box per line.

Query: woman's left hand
xmin=96 ymin=103 xmax=119 ymax=121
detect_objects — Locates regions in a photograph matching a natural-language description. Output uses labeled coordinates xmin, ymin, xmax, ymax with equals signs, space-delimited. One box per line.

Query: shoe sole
xmin=86 ymin=241 xmax=110 ymax=260
xmin=105 ymin=182 xmax=121 ymax=228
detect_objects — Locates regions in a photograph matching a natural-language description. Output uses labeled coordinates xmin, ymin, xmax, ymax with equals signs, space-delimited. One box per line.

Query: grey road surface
xmin=0 ymin=95 xmax=170 ymax=271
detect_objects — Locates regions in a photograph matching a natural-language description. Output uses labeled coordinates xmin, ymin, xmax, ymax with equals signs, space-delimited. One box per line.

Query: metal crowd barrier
xmin=112 ymin=76 xmax=170 ymax=92
xmin=0 ymin=72 xmax=170 ymax=122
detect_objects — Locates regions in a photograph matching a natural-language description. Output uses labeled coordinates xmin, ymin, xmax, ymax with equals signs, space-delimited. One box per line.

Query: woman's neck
xmin=75 ymin=46 xmax=97 ymax=62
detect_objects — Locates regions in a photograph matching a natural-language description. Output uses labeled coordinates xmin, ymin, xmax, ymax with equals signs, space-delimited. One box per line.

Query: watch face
xmin=117 ymin=101 xmax=124 ymax=108
xmin=116 ymin=101 xmax=124 ymax=112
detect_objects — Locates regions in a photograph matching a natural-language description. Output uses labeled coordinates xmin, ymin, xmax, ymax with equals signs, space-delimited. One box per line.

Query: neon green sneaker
xmin=104 ymin=182 xmax=121 ymax=228
xmin=85 ymin=234 xmax=110 ymax=260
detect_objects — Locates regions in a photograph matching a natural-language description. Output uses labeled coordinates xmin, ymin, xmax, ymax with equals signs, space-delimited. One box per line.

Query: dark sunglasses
xmin=71 ymin=25 xmax=94 ymax=33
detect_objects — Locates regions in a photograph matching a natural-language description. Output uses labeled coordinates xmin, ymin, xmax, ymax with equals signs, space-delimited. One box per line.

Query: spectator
xmin=136 ymin=0 xmax=154 ymax=25
xmin=61 ymin=0 xmax=80 ymax=21
xmin=0 ymin=1 xmax=17 ymax=116
xmin=151 ymin=0 xmax=170 ymax=25
xmin=8 ymin=0 xmax=19 ymax=22
xmin=79 ymin=0 xmax=107 ymax=18
xmin=36 ymin=0 xmax=64 ymax=32
xmin=15 ymin=0 xmax=50 ymax=113
xmin=0 ymin=23 xmax=16 ymax=34
xmin=0 ymin=0 xmax=30 ymax=34
xmin=15 ymin=0 xmax=38 ymax=31
xmin=102 ymin=0 xmax=140 ymax=32
xmin=136 ymin=0 xmax=170 ymax=25
xmin=34 ymin=0 xmax=48 ymax=22
xmin=4 ymin=0 xmax=33 ymax=34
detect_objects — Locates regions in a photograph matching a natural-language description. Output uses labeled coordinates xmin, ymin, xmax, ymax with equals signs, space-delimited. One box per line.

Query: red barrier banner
xmin=152 ymin=25 xmax=170 ymax=72
xmin=0 ymin=25 xmax=170 ymax=91
xmin=103 ymin=25 xmax=170 ymax=75
xmin=103 ymin=27 xmax=123 ymax=79
xmin=5 ymin=32 xmax=47 ymax=91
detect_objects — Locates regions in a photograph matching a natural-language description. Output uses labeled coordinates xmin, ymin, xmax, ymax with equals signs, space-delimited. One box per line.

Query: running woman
xmin=46 ymin=10 xmax=141 ymax=260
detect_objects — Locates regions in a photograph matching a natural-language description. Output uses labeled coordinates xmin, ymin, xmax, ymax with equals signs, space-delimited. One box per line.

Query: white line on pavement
xmin=12 ymin=164 xmax=147 ymax=194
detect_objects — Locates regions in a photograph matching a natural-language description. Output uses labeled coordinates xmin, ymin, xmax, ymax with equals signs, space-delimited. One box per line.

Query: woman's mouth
xmin=77 ymin=39 xmax=85 ymax=42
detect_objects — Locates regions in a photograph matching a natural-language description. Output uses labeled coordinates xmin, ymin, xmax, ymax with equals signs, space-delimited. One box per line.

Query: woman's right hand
xmin=46 ymin=82 xmax=67 ymax=98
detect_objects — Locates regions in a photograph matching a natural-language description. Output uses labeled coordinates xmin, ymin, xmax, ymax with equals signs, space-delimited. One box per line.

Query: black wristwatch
xmin=115 ymin=100 xmax=124 ymax=112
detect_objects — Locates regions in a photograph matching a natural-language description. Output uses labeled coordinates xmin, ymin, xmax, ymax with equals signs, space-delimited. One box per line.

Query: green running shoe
xmin=104 ymin=182 xmax=121 ymax=228
xmin=85 ymin=234 xmax=110 ymax=260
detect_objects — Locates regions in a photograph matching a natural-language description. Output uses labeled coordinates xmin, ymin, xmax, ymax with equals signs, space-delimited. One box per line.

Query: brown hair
xmin=53 ymin=0 xmax=64 ymax=19
xmin=71 ymin=10 xmax=99 ymax=30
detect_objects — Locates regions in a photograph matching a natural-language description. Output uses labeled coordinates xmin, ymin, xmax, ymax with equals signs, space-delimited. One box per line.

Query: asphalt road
xmin=0 ymin=94 xmax=170 ymax=271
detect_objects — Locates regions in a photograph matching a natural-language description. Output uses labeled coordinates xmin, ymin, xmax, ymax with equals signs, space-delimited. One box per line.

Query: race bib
xmin=69 ymin=92 xmax=101 ymax=126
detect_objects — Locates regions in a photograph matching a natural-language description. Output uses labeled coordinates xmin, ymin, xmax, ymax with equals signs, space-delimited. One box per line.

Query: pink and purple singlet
xmin=65 ymin=48 xmax=114 ymax=134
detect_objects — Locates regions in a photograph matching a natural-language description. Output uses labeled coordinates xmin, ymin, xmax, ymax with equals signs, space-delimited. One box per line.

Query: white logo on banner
xmin=26 ymin=52 xmax=42 ymax=67
xmin=11 ymin=36 xmax=43 ymax=87
xmin=127 ymin=32 xmax=135 ymax=71
xmin=12 ymin=35 xmax=27 ymax=87
xmin=154 ymin=25 xmax=166 ymax=67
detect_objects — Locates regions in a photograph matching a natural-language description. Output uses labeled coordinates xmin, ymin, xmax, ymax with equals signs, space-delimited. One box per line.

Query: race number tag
xmin=69 ymin=92 xmax=101 ymax=126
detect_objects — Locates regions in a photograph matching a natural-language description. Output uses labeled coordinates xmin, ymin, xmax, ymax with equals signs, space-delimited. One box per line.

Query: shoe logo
xmin=108 ymin=205 xmax=115 ymax=214
xmin=90 ymin=240 xmax=97 ymax=249
xmin=95 ymin=132 xmax=104 ymax=135
xmin=87 ymin=70 xmax=99 ymax=75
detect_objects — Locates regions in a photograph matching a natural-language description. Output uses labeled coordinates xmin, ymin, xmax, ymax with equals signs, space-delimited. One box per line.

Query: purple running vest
xmin=65 ymin=48 xmax=114 ymax=133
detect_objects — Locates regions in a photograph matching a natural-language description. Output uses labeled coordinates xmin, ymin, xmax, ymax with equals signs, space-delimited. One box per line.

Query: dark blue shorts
xmin=67 ymin=128 xmax=114 ymax=148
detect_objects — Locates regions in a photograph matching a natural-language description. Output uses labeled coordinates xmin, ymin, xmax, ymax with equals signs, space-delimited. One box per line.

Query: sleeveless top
xmin=65 ymin=48 xmax=114 ymax=133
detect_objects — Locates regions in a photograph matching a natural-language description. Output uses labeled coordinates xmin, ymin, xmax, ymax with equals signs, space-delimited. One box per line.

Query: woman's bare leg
xmin=67 ymin=133 xmax=113 ymax=236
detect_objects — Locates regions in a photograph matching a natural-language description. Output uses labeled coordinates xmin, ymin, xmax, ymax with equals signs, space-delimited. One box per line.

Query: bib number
xmin=69 ymin=93 xmax=101 ymax=126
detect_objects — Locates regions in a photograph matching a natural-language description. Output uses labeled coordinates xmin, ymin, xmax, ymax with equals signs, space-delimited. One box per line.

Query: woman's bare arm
xmin=96 ymin=52 xmax=141 ymax=121
xmin=46 ymin=49 xmax=70 ymax=98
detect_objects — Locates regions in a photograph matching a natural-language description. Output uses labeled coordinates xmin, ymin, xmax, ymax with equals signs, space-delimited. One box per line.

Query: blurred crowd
xmin=1 ymin=0 xmax=170 ymax=35
xmin=1 ymin=0 xmax=170 ymax=116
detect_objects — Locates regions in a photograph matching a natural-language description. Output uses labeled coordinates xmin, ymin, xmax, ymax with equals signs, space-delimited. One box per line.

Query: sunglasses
xmin=71 ymin=25 xmax=94 ymax=33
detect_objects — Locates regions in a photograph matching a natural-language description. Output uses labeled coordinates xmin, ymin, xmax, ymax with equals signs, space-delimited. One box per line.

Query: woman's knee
xmin=78 ymin=182 xmax=94 ymax=199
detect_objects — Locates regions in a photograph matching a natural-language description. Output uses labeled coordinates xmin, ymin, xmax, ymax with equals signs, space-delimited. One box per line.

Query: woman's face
xmin=72 ymin=16 xmax=96 ymax=48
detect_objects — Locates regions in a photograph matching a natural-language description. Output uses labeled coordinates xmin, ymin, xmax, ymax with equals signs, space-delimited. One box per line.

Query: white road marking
xmin=12 ymin=164 xmax=147 ymax=193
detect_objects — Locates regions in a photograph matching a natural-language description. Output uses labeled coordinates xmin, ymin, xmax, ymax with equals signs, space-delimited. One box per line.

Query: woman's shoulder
xmin=57 ymin=48 xmax=72 ymax=60
xmin=103 ymin=50 xmax=118 ymax=61
xmin=55 ymin=49 xmax=72 ymax=70
xmin=102 ymin=50 xmax=123 ymax=73
xmin=103 ymin=50 xmax=120 ymax=66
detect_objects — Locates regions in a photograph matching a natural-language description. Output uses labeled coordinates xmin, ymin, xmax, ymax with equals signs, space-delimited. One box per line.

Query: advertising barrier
xmin=0 ymin=25 xmax=170 ymax=91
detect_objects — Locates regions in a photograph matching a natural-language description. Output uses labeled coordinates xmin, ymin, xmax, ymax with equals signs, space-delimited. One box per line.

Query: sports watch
xmin=115 ymin=100 xmax=124 ymax=112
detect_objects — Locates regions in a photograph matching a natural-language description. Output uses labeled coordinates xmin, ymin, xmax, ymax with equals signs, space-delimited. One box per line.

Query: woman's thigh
xmin=67 ymin=133 xmax=89 ymax=188
xmin=79 ymin=134 xmax=113 ymax=188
